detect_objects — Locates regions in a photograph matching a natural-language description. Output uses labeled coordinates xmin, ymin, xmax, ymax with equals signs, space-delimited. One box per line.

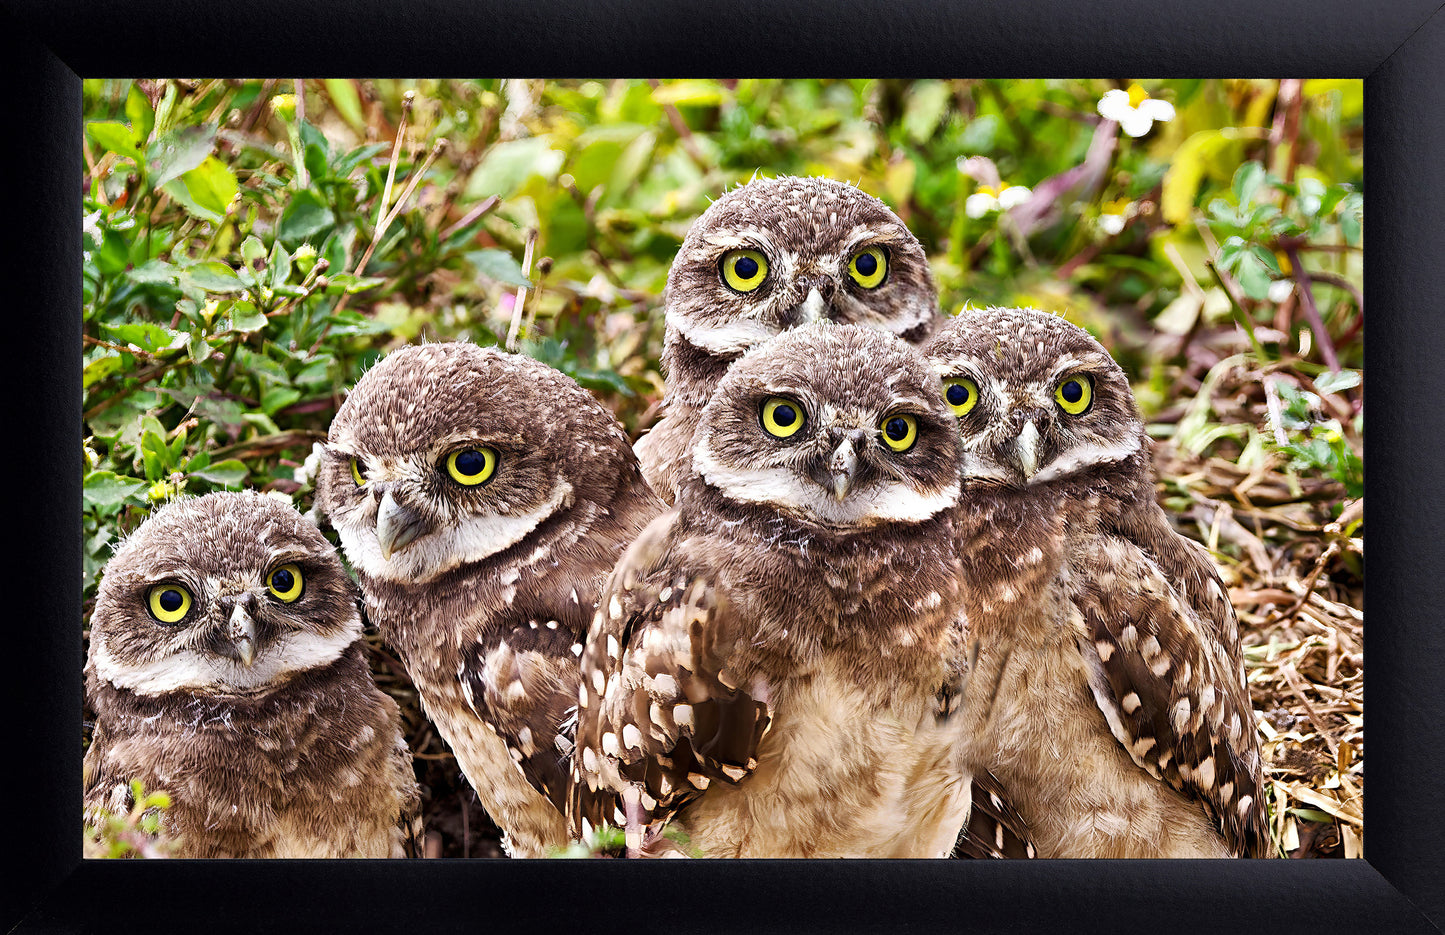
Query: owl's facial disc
xmin=327 ymin=447 xmax=573 ymax=585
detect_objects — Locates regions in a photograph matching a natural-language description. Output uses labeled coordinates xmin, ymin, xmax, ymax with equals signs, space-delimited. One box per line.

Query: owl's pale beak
xmin=796 ymin=286 xmax=827 ymax=325
xmin=825 ymin=433 xmax=862 ymax=501
xmin=228 ymin=603 xmax=257 ymax=668
xmin=376 ymin=490 xmax=430 ymax=560
xmin=1014 ymin=420 xmax=1041 ymax=480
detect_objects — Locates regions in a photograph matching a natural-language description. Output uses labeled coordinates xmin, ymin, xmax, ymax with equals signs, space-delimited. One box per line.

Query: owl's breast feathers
xmin=84 ymin=642 xmax=420 ymax=858
xmin=572 ymin=507 xmax=971 ymax=856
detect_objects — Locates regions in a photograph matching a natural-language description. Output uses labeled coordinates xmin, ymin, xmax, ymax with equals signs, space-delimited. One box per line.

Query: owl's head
xmin=318 ymin=341 xmax=639 ymax=584
xmin=923 ymin=307 xmax=1144 ymax=490
xmin=664 ymin=176 xmax=939 ymax=363
xmin=689 ymin=322 xmax=961 ymax=532
xmin=88 ymin=491 xmax=360 ymax=697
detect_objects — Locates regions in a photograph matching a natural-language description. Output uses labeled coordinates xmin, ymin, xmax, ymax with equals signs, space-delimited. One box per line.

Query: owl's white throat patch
xmin=92 ymin=624 xmax=359 ymax=697
xmin=1029 ymin=434 xmax=1142 ymax=485
xmin=693 ymin=437 xmax=957 ymax=528
xmin=339 ymin=481 xmax=574 ymax=584
xmin=674 ymin=313 xmax=779 ymax=357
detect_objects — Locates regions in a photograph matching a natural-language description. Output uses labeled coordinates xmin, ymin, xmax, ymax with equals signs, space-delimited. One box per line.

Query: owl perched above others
xmin=572 ymin=322 xmax=975 ymax=858
xmin=83 ymin=491 xmax=421 ymax=858
xmin=635 ymin=175 xmax=943 ymax=503
xmin=924 ymin=307 xmax=1269 ymax=858
xmin=316 ymin=341 xmax=665 ymax=857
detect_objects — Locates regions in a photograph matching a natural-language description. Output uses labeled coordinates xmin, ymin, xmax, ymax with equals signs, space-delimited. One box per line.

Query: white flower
xmin=1098 ymin=85 xmax=1175 ymax=138
xmin=83 ymin=210 xmax=103 ymax=247
xmin=965 ymin=183 xmax=1032 ymax=219
xmin=1097 ymin=198 xmax=1135 ymax=236
xmin=1267 ymin=279 xmax=1295 ymax=303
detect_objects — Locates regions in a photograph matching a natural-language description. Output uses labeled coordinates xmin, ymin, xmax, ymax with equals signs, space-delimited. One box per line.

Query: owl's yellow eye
xmin=847 ymin=246 xmax=888 ymax=289
xmin=943 ymin=377 xmax=979 ymax=417
xmin=267 ymin=563 xmax=304 ymax=603
xmin=760 ymin=397 xmax=805 ymax=438
xmin=1055 ymin=375 xmax=1093 ymax=415
xmin=445 ymin=447 xmax=498 ymax=486
xmin=880 ymin=413 xmax=918 ymax=452
xmin=720 ymin=249 xmax=769 ymax=293
xmin=147 ymin=584 xmax=192 ymax=624
xmin=350 ymin=459 xmax=367 ymax=487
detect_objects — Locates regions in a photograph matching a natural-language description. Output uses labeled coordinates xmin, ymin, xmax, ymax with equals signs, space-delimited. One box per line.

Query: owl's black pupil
xmin=455 ymin=449 xmax=487 ymax=475
xmin=886 ymin=417 xmax=909 ymax=441
xmin=271 ymin=569 xmax=294 ymax=593
xmin=158 ymin=589 xmax=184 ymax=612
xmin=1062 ymin=380 xmax=1084 ymax=404
xmin=772 ymin=405 xmax=797 ymax=427
xmin=947 ymin=384 xmax=970 ymax=406
xmin=734 ymin=256 xmax=759 ymax=279
xmin=855 ymin=252 xmax=878 ymax=276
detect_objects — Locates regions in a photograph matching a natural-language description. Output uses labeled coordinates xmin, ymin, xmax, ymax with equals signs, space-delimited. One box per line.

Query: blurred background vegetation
xmin=81 ymin=78 xmax=1363 ymax=859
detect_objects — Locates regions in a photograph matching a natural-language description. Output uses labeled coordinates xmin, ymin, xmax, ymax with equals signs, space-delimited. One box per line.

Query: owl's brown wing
xmin=1074 ymin=535 xmax=1270 ymax=857
xmin=459 ymin=619 xmax=582 ymax=816
xmin=1115 ymin=493 xmax=1243 ymax=661
xmin=953 ymin=771 xmax=1037 ymax=859
xmin=569 ymin=510 xmax=771 ymax=851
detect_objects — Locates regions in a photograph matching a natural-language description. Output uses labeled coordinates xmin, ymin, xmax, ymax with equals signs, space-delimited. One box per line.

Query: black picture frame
xmin=4 ymin=1 xmax=1440 ymax=931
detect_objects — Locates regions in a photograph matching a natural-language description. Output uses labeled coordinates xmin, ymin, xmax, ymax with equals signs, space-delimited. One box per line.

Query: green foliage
xmin=83 ymin=780 xmax=176 ymax=859
xmin=82 ymin=78 xmax=1363 ymax=620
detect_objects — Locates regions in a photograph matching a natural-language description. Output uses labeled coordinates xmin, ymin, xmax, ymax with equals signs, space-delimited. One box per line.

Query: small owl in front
xmin=635 ymin=175 xmax=942 ymax=503
xmin=83 ymin=491 xmax=421 ymax=858
xmin=572 ymin=323 xmax=973 ymax=858
xmin=316 ymin=342 xmax=665 ymax=857
xmin=925 ymin=307 xmax=1269 ymax=858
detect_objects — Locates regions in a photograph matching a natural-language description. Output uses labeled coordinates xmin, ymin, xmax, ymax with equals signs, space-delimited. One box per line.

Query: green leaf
xmin=228 ymin=304 xmax=269 ymax=333
xmin=324 ymin=79 xmax=367 ymax=133
xmin=125 ymin=84 xmax=155 ymax=144
xmin=181 ymin=261 xmax=246 ymax=293
xmin=277 ymin=190 xmax=335 ymax=242
xmin=128 ymin=258 xmax=178 ymax=285
xmin=261 ymin=386 xmax=303 ymax=415
xmin=146 ymin=124 xmax=217 ymax=189
xmin=83 ymin=471 xmax=147 ymax=508
xmin=1315 ymin=370 xmax=1361 ymax=395
xmin=466 ymin=248 xmax=532 ymax=288
xmin=1235 ymin=252 xmax=1273 ymax=300
xmin=161 ymin=178 xmax=222 ymax=224
xmin=86 ymin=121 xmax=143 ymax=163
xmin=902 ymin=80 xmax=951 ymax=144
xmin=322 ymin=273 xmax=385 ymax=295
xmin=269 ymin=242 xmax=293 ymax=291
xmin=180 ymin=156 xmax=238 ymax=218
xmin=650 ymin=80 xmax=725 ymax=107
xmin=1231 ymin=161 xmax=1266 ymax=206
xmin=104 ymin=322 xmax=183 ymax=353
xmin=83 ymin=353 xmax=126 ymax=389
xmin=463 ymin=138 xmax=565 ymax=200
xmin=189 ymin=459 xmax=249 ymax=487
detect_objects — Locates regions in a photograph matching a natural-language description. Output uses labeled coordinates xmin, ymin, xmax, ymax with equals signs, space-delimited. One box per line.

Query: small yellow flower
xmin=1098 ymin=84 xmax=1175 ymax=137
xmin=270 ymin=94 xmax=297 ymax=121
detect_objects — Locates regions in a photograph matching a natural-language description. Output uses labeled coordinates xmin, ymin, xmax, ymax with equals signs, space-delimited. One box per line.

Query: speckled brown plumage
xmin=83 ymin=491 xmax=420 ymax=858
xmin=925 ymin=307 xmax=1268 ymax=858
xmin=636 ymin=175 xmax=942 ymax=503
xmin=317 ymin=341 xmax=664 ymax=857
xmin=574 ymin=324 xmax=975 ymax=858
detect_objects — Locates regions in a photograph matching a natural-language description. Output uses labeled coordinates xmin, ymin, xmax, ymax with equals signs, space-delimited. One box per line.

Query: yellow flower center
xmin=1126 ymin=84 xmax=1150 ymax=108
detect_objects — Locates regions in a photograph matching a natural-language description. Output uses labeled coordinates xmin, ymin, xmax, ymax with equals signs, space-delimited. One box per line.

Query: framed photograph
xmin=6 ymin=0 xmax=1441 ymax=932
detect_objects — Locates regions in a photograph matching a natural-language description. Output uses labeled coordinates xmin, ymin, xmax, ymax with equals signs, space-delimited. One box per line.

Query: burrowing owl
xmin=924 ymin=307 xmax=1269 ymax=858
xmin=635 ymin=175 xmax=942 ymax=503
xmin=571 ymin=323 xmax=974 ymax=858
xmin=83 ymin=491 xmax=420 ymax=858
xmin=316 ymin=341 xmax=665 ymax=857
